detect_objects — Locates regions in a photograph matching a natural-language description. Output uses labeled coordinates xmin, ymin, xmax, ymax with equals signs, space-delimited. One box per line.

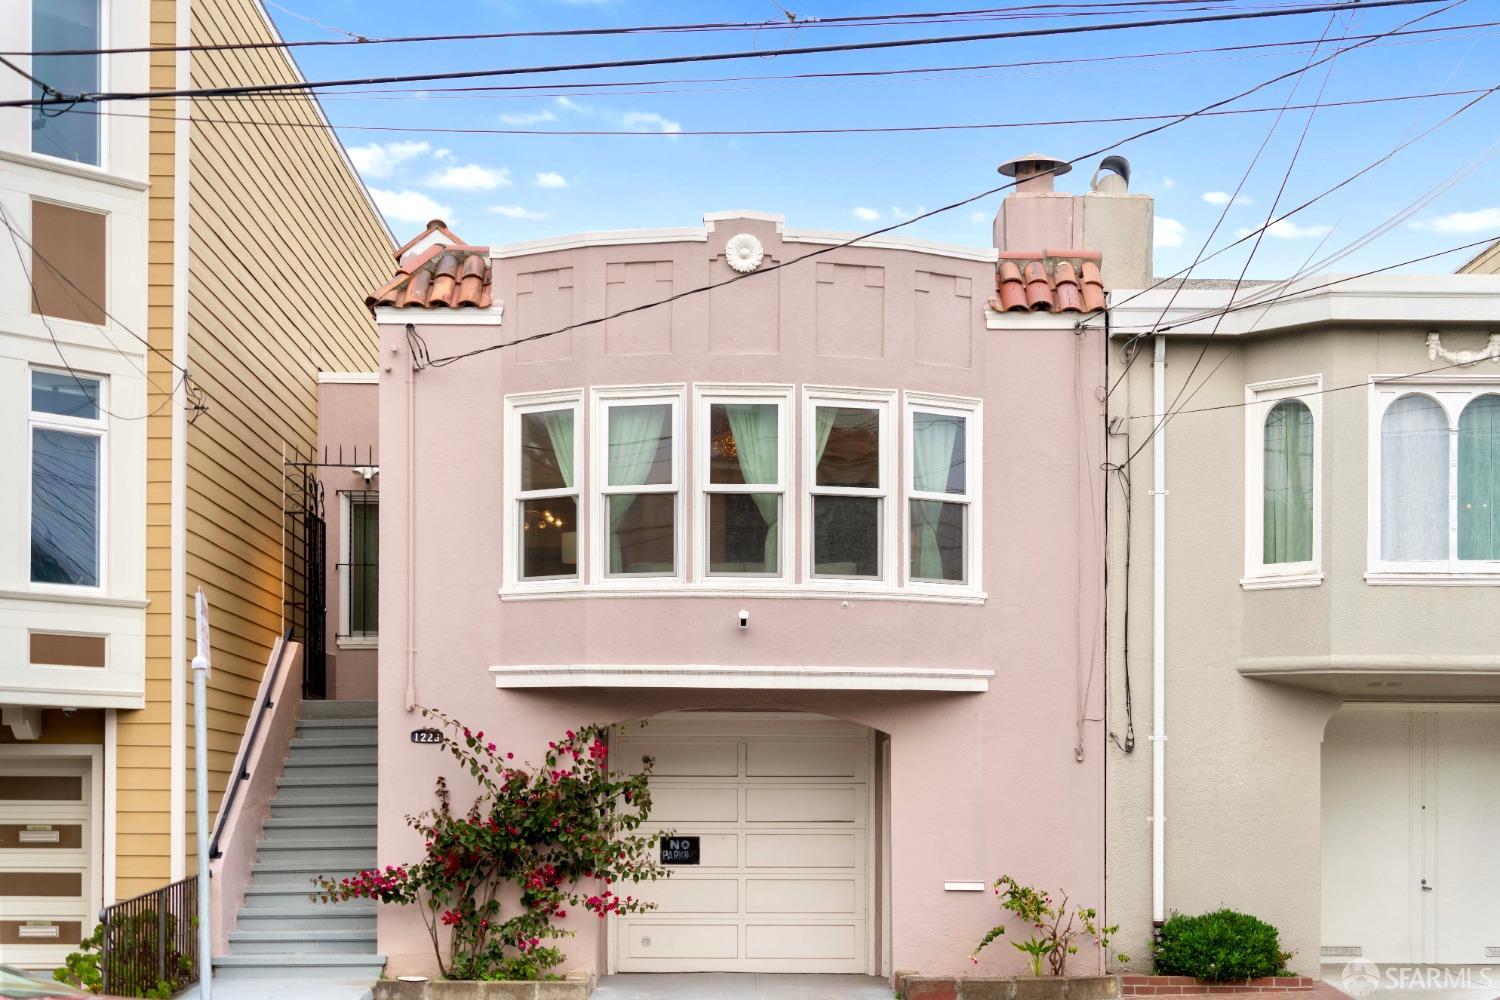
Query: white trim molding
xmin=504 ymin=388 xmax=585 ymax=591
xmin=1243 ymin=374 xmax=1323 ymax=588
xmin=903 ymin=390 xmax=983 ymax=597
xmin=374 ymin=306 xmax=503 ymax=327
xmin=317 ymin=371 xmax=378 ymax=384
xmin=985 ymin=309 xmax=1097 ymax=331
xmin=803 ymin=385 xmax=897 ymax=589
xmin=490 ymin=662 xmax=993 ymax=691
xmin=693 ymin=383 xmax=794 ymax=586
xmin=591 ymin=384 xmax=686 ymax=588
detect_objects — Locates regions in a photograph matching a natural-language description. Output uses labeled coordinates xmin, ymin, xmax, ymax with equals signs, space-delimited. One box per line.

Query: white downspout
xmin=404 ymin=331 xmax=417 ymax=712
xmin=1150 ymin=334 xmax=1167 ymax=925
xmin=168 ymin=0 xmax=193 ymax=882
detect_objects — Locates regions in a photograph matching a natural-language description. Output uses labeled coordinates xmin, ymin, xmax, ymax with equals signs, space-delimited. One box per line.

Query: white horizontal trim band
xmin=499 ymin=585 xmax=985 ymax=605
xmin=317 ymin=371 xmax=378 ymax=384
xmin=490 ymin=663 xmax=993 ymax=691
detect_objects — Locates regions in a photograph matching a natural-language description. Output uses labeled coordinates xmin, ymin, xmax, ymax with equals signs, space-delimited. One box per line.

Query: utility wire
xmin=3 ymin=0 xmax=1450 ymax=109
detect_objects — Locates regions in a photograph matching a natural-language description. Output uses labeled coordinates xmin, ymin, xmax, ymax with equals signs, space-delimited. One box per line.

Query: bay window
xmin=907 ymin=396 xmax=978 ymax=586
xmin=32 ymin=0 xmax=102 ymax=166
xmin=509 ymin=392 xmax=581 ymax=584
xmin=698 ymin=387 xmax=790 ymax=579
xmin=597 ymin=388 xmax=681 ymax=579
xmin=1244 ymin=376 xmax=1321 ymax=586
xmin=30 ymin=369 xmax=104 ymax=589
xmin=1371 ymin=382 xmax=1500 ymax=579
xmin=806 ymin=390 xmax=892 ymax=582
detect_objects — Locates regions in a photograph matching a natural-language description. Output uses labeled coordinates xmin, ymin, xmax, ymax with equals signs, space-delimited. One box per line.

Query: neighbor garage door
xmin=1322 ymin=707 xmax=1500 ymax=965
xmin=613 ymin=713 xmax=874 ymax=973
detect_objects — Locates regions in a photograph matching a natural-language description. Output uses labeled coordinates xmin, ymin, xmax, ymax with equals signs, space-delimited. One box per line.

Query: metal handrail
xmin=98 ymin=876 xmax=199 ymax=995
xmin=208 ymin=627 xmax=293 ymax=860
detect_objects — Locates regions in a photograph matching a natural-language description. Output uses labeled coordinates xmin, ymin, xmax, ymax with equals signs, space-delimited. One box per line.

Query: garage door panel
xmin=634 ymin=877 xmax=739 ymax=913
xmin=746 ymin=923 xmax=858 ymax=960
xmin=746 ymin=833 xmax=861 ymax=869
xmin=746 ymin=786 xmax=860 ymax=823
xmin=625 ymin=922 xmax=739 ymax=959
xmin=1435 ymin=712 xmax=1500 ymax=964
xmin=746 ymin=741 xmax=865 ymax=779
xmin=649 ymin=787 xmax=739 ymax=822
xmin=623 ymin=742 xmax=739 ymax=777
xmin=746 ymin=878 xmax=859 ymax=914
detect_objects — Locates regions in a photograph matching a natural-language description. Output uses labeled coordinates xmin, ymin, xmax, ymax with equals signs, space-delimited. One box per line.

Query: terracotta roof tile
xmin=991 ymin=249 xmax=1106 ymax=315
xmin=367 ymin=242 xmax=493 ymax=311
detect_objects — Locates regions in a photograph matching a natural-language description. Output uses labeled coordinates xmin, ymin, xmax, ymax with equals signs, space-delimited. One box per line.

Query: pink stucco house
xmin=337 ymin=154 xmax=1150 ymax=981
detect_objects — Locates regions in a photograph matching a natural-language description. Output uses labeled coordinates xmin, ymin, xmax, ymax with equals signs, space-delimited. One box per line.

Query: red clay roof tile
xmin=367 ymin=241 xmax=494 ymax=311
xmin=990 ymin=250 xmax=1107 ymax=315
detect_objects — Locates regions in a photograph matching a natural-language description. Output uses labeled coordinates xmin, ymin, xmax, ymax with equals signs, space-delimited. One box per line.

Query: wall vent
xmin=1322 ymin=946 xmax=1363 ymax=957
xmin=1486 ymin=947 xmax=1500 ymax=958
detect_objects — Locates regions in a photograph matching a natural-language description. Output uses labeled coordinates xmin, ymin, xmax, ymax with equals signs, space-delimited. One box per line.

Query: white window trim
xmin=27 ymin=367 xmax=108 ymax=594
xmin=1367 ymin=375 xmax=1500 ymax=584
xmin=903 ymin=391 xmax=983 ymax=595
xmin=802 ymin=385 xmax=898 ymax=590
xmin=693 ymin=384 xmax=794 ymax=586
xmin=1242 ymin=375 xmax=1323 ymax=588
xmin=25 ymin=0 xmax=110 ymax=174
xmin=338 ymin=491 xmax=378 ymax=647
xmin=591 ymin=384 xmax=686 ymax=588
xmin=503 ymin=389 xmax=584 ymax=593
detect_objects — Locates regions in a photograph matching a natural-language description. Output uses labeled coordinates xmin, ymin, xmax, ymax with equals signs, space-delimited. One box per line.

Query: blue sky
xmin=263 ymin=1 xmax=1500 ymax=280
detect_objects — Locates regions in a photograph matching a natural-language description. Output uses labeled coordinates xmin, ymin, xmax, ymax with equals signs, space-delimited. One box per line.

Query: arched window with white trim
xmin=1458 ymin=394 xmax=1500 ymax=561
xmin=1380 ymin=394 xmax=1449 ymax=562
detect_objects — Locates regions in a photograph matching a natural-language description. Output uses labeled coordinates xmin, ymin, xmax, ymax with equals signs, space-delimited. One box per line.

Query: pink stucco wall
xmin=317 ymin=379 xmax=379 ymax=700
xmin=372 ymin=213 xmax=1106 ymax=978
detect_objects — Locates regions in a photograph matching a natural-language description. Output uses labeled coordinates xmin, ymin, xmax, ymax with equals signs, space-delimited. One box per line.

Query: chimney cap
xmin=998 ymin=153 xmax=1072 ymax=178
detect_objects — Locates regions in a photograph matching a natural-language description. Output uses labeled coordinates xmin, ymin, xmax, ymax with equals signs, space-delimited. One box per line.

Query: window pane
xmin=813 ymin=495 xmax=879 ymax=577
xmin=32 ymin=201 xmax=107 ymax=326
xmin=31 ymin=370 xmax=99 ymax=419
xmin=815 ymin=407 xmax=880 ymax=488
xmin=910 ymin=500 xmax=965 ymax=582
xmin=1263 ymin=399 xmax=1313 ymax=564
xmin=1381 ymin=395 xmax=1449 ymax=561
xmin=710 ymin=403 xmax=778 ymax=485
xmin=912 ymin=411 xmax=966 ymax=494
xmin=521 ymin=496 xmax=578 ymax=579
xmin=608 ymin=403 xmax=672 ymax=487
xmin=32 ymin=0 xmax=101 ymax=165
xmin=31 ymin=428 xmax=100 ymax=586
xmin=1459 ymin=394 xmax=1500 ymax=561
xmin=709 ymin=493 xmax=778 ymax=575
xmin=609 ymin=493 xmax=675 ymax=575
xmin=520 ymin=409 xmax=574 ymax=491
xmin=348 ymin=498 xmax=379 ymax=634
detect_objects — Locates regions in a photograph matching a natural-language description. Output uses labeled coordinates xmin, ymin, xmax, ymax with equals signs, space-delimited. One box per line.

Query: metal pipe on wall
xmin=1151 ymin=334 xmax=1167 ymax=925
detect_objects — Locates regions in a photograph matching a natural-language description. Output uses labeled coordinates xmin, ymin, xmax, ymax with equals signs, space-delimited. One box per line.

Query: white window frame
xmin=338 ymin=491 xmax=379 ymax=649
xmin=903 ymin=391 xmax=983 ymax=595
xmin=1242 ymin=375 xmax=1323 ymax=590
xmin=503 ymin=389 xmax=584 ymax=593
xmin=27 ymin=366 xmax=108 ymax=594
xmin=1368 ymin=376 xmax=1500 ymax=584
xmin=26 ymin=0 xmax=110 ymax=172
xmin=694 ymin=384 xmax=794 ymax=586
xmin=592 ymin=384 xmax=685 ymax=587
xmin=803 ymin=386 xmax=897 ymax=589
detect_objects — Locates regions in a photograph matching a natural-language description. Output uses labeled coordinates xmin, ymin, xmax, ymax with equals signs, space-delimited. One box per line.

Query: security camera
xmin=738 ymin=609 xmax=750 ymax=629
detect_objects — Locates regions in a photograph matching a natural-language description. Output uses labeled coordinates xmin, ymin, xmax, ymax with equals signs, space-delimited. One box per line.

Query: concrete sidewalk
xmin=595 ymin=973 xmax=892 ymax=998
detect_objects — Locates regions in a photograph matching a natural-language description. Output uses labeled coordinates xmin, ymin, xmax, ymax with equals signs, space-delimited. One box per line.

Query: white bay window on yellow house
xmin=30 ymin=0 xmax=102 ymax=167
xmin=30 ymin=370 xmax=105 ymax=590
xmin=502 ymin=384 xmax=982 ymax=597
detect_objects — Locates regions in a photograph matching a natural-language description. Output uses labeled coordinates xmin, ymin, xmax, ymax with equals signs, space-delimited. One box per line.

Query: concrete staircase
xmin=215 ymin=699 xmax=386 ymax=985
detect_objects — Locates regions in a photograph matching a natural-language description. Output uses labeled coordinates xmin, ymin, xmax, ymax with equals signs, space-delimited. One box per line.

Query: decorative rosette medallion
xmin=724 ymin=233 xmax=765 ymax=273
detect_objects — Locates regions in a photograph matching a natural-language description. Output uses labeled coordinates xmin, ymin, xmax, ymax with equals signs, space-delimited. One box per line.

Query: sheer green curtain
xmin=1459 ymin=394 xmax=1500 ymax=560
xmin=607 ymin=404 xmax=669 ymax=572
xmin=911 ymin=412 xmax=961 ymax=580
xmin=814 ymin=407 xmax=836 ymax=471
xmin=1382 ymin=394 xmax=1449 ymax=561
xmin=725 ymin=403 xmax=779 ymax=570
xmin=542 ymin=410 xmax=574 ymax=489
xmin=1263 ymin=400 xmax=1314 ymax=564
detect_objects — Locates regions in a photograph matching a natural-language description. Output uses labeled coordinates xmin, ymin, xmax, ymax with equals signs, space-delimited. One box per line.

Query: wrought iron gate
xmin=284 ymin=451 xmax=327 ymax=698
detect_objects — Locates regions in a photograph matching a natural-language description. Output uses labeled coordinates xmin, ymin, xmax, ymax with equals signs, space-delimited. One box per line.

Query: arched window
xmin=1381 ymin=394 xmax=1449 ymax=561
xmin=1263 ymin=399 xmax=1314 ymax=564
xmin=1458 ymin=394 xmax=1500 ymax=561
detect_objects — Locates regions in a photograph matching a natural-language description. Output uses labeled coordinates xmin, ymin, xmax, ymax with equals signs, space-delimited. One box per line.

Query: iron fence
xmin=99 ymin=875 xmax=199 ymax=996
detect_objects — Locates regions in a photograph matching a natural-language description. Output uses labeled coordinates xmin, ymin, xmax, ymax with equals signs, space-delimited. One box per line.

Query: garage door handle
xmin=1421 ymin=879 xmax=1433 ymax=892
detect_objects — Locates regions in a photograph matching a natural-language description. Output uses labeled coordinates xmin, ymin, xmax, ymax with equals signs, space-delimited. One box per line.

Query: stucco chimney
xmin=993 ymin=153 xmax=1079 ymax=256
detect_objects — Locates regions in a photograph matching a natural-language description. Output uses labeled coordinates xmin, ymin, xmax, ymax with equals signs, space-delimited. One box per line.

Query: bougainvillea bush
xmin=971 ymin=875 xmax=1126 ymax=977
xmin=315 ymin=708 xmax=667 ymax=981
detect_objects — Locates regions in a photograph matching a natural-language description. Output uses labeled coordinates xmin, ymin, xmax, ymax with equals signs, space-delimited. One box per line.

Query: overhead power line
xmin=2 ymin=0 xmax=1450 ymax=109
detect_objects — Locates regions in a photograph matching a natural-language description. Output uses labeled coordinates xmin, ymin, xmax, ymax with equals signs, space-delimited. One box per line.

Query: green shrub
xmin=1153 ymin=909 xmax=1292 ymax=981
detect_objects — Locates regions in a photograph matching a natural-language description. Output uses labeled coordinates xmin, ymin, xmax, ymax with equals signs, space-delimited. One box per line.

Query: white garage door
xmin=0 ymin=757 xmax=96 ymax=970
xmin=1322 ymin=707 xmax=1500 ymax=965
xmin=613 ymin=713 xmax=874 ymax=974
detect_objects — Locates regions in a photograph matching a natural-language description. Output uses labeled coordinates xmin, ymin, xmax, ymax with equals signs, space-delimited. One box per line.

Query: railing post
xmin=158 ymin=898 xmax=168 ymax=985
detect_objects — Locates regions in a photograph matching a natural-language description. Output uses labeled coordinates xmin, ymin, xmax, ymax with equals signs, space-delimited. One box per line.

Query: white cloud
xmin=534 ymin=171 xmax=568 ymax=189
xmin=1161 ymin=177 xmax=1176 ymax=190
xmin=890 ymin=205 xmax=928 ymax=219
xmin=851 ymin=207 xmax=881 ymax=221
xmin=369 ymin=188 xmax=453 ymax=225
xmin=1409 ymin=207 xmax=1500 ymax=234
xmin=621 ymin=111 xmax=681 ymax=134
xmin=490 ymin=204 xmax=550 ymax=220
xmin=1155 ymin=217 xmax=1186 ymax=248
xmin=969 ymin=211 xmax=989 ymax=224
xmin=346 ymin=140 xmax=430 ymax=179
xmin=500 ymin=109 xmax=557 ymax=125
xmin=424 ymin=164 xmax=513 ymax=191
xmin=1236 ymin=220 xmax=1332 ymax=240
xmin=555 ymin=96 xmax=587 ymax=113
xmin=1203 ymin=191 xmax=1253 ymax=207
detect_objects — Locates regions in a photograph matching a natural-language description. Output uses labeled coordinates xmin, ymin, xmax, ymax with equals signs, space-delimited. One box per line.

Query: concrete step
xmin=276 ymin=762 xmax=376 ymax=781
xmin=272 ymin=783 xmax=377 ymax=804
xmin=213 ymin=953 xmax=386 ymax=981
xmin=241 ymin=882 xmax=351 ymax=906
xmin=290 ymin=733 xmax=378 ymax=751
xmin=283 ymin=752 xmax=377 ymax=768
xmin=257 ymin=846 xmax=377 ymax=869
xmin=257 ymin=830 xmax=377 ymax=850
xmin=227 ymin=928 xmax=377 ymax=955
xmin=301 ymin=700 xmax=377 ymax=720
xmin=296 ymin=718 xmax=378 ymax=733
xmin=251 ymin=859 xmax=372 ymax=881
xmin=268 ymin=802 xmax=377 ymax=823
xmin=262 ymin=815 xmax=376 ymax=837
xmin=234 ymin=906 xmax=375 ymax=932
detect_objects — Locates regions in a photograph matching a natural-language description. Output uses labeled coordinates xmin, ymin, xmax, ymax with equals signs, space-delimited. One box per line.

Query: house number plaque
xmin=660 ymin=836 xmax=700 ymax=865
xmin=410 ymin=728 xmax=443 ymax=744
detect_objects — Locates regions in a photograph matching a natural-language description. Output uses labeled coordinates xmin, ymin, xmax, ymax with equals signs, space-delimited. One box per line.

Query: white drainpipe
xmin=1151 ymin=334 xmax=1167 ymax=925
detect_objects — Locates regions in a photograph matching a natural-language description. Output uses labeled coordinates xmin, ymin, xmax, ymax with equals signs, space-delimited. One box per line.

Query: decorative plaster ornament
xmin=1426 ymin=331 xmax=1500 ymax=365
xmin=724 ymin=233 xmax=765 ymax=273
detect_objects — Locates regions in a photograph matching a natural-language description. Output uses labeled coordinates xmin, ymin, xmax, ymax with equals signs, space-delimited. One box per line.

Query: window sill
xmin=336 ymin=636 xmax=378 ymax=650
xmin=1240 ymin=572 xmax=1324 ymax=591
xmin=0 ymin=587 xmax=148 ymax=609
xmin=1365 ymin=570 xmax=1500 ymax=587
xmin=491 ymin=662 xmax=994 ymax=691
xmin=498 ymin=583 xmax=986 ymax=605
xmin=0 ymin=149 xmax=149 ymax=192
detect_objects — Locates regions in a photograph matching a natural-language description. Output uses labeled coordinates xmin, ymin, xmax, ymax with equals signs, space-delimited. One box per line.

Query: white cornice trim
xmin=985 ymin=308 xmax=1096 ymax=330
xmin=0 ymin=149 xmax=149 ymax=191
xmin=0 ymin=589 xmax=148 ymax=609
xmin=490 ymin=663 xmax=993 ymax=692
xmin=0 ymin=687 xmax=147 ymax=710
xmin=784 ymin=228 xmax=998 ymax=263
xmin=703 ymin=209 xmax=786 ymax=229
xmin=492 ymin=228 xmax=708 ymax=258
xmin=317 ymin=371 xmax=378 ymax=384
xmin=373 ymin=306 xmax=503 ymax=326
